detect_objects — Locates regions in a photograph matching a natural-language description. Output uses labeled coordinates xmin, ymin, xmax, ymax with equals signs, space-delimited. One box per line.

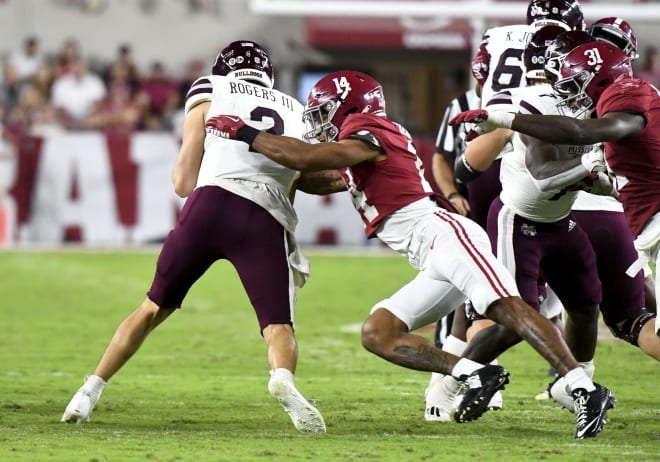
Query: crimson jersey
xmin=337 ymin=113 xmax=437 ymax=237
xmin=597 ymin=78 xmax=660 ymax=237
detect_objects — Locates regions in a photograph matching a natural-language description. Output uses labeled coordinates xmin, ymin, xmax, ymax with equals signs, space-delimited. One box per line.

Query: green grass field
xmin=0 ymin=249 xmax=658 ymax=462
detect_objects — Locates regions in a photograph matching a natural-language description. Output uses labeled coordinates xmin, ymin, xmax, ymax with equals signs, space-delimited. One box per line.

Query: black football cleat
xmin=573 ymin=383 xmax=615 ymax=439
xmin=454 ymin=365 xmax=510 ymax=423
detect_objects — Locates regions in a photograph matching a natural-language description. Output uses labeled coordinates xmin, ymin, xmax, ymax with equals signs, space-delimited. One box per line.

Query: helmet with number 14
xmin=303 ymin=70 xmax=386 ymax=142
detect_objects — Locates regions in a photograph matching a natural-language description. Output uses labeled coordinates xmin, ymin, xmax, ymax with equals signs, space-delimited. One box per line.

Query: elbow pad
xmin=454 ymin=154 xmax=483 ymax=184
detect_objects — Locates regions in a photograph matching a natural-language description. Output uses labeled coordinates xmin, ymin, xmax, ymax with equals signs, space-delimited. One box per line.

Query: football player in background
xmin=541 ymin=19 xmax=660 ymax=408
xmin=61 ymin=40 xmax=327 ymax=433
xmin=432 ymin=89 xmax=478 ymax=217
xmin=449 ymin=41 xmax=660 ymax=342
xmin=454 ymin=26 xmax=660 ymax=408
xmin=450 ymin=28 xmax=617 ymax=423
xmin=206 ymin=69 xmax=616 ymax=438
xmin=428 ymin=0 xmax=587 ymax=420
xmin=466 ymin=0 xmax=585 ymax=228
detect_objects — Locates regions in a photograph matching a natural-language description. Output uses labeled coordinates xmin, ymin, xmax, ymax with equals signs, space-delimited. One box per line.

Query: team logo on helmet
xmin=212 ymin=40 xmax=274 ymax=88
xmin=303 ymin=70 xmax=386 ymax=142
xmin=554 ymin=42 xmax=632 ymax=118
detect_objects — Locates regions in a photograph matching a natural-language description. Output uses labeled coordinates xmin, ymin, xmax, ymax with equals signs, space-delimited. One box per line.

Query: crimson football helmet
xmin=588 ymin=17 xmax=639 ymax=61
xmin=526 ymin=0 xmax=585 ymax=31
xmin=554 ymin=42 xmax=632 ymax=117
xmin=302 ymin=70 xmax=386 ymax=142
xmin=544 ymin=30 xmax=596 ymax=83
xmin=212 ymin=40 xmax=274 ymax=88
xmin=524 ymin=25 xmax=566 ymax=80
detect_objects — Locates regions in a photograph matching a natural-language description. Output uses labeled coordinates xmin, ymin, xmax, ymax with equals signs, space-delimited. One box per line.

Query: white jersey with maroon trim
xmin=495 ymin=84 xmax=601 ymax=222
xmin=184 ymin=75 xmax=310 ymax=286
xmin=474 ymin=24 xmax=536 ymax=108
xmin=186 ymin=75 xmax=305 ymax=196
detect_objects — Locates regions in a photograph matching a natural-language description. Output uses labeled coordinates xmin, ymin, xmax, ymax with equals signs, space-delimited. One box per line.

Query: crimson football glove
xmin=471 ymin=45 xmax=490 ymax=86
xmin=449 ymin=109 xmax=515 ymax=139
xmin=205 ymin=115 xmax=260 ymax=147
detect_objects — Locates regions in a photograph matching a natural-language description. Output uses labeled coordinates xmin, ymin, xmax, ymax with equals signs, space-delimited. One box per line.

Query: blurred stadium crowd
xmin=0 ymin=36 xmax=202 ymax=139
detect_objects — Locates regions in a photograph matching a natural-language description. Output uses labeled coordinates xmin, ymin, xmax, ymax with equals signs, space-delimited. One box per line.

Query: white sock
xmin=429 ymin=372 xmax=445 ymax=384
xmin=451 ymin=358 xmax=483 ymax=378
xmin=442 ymin=335 xmax=467 ymax=356
xmin=84 ymin=374 xmax=106 ymax=401
xmin=270 ymin=368 xmax=295 ymax=383
xmin=578 ymin=360 xmax=594 ymax=379
xmin=564 ymin=367 xmax=596 ymax=393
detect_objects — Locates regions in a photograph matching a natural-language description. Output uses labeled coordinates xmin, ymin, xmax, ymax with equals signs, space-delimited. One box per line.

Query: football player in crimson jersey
xmin=206 ymin=69 xmax=615 ymax=437
xmin=450 ymin=41 xmax=660 ymax=342
xmin=61 ymin=40 xmax=327 ymax=433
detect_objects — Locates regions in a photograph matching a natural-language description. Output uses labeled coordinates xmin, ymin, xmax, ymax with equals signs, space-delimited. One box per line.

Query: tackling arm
xmin=524 ymin=137 xmax=594 ymax=191
xmin=296 ymin=170 xmax=347 ymax=195
xmin=252 ymin=133 xmax=380 ymax=171
xmin=512 ymin=111 xmax=644 ymax=144
xmin=449 ymin=110 xmax=645 ymax=145
xmin=204 ymin=114 xmax=381 ymax=171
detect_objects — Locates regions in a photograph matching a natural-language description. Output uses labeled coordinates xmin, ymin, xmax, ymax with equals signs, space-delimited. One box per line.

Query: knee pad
xmin=607 ymin=308 xmax=656 ymax=347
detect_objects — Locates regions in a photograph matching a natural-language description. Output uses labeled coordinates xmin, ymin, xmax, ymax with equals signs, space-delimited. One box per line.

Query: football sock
xmin=429 ymin=372 xmax=445 ymax=383
xmin=451 ymin=358 xmax=483 ymax=378
xmin=85 ymin=374 xmax=106 ymax=401
xmin=270 ymin=368 xmax=295 ymax=384
xmin=564 ymin=367 xmax=596 ymax=393
xmin=442 ymin=335 xmax=467 ymax=356
xmin=578 ymin=360 xmax=595 ymax=379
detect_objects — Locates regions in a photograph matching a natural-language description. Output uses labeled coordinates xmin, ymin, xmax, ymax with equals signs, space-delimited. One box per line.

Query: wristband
xmin=490 ymin=112 xmax=515 ymax=129
xmin=447 ymin=192 xmax=461 ymax=200
xmin=236 ymin=125 xmax=261 ymax=149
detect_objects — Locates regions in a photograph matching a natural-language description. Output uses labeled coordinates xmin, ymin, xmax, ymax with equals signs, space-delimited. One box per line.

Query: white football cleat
xmin=424 ymin=374 xmax=462 ymax=422
xmin=268 ymin=377 xmax=326 ymax=433
xmin=61 ymin=383 xmax=101 ymax=424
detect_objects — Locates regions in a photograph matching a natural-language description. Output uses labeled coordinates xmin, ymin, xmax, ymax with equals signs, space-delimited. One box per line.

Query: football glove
xmin=205 ymin=115 xmax=260 ymax=147
xmin=580 ymin=149 xmax=607 ymax=173
xmin=448 ymin=109 xmax=515 ymax=137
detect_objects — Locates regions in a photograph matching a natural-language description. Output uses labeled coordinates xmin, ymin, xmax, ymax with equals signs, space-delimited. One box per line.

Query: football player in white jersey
xmin=206 ymin=69 xmax=616 ymax=438
xmin=448 ymin=28 xmax=617 ymax=436
xmin=61 ymin=40 xmax=327 ymax=433
xmin=536 ymin=20 xmax=660 ymax=408
xmin=463 ymin=0 xmax=585 ymax=224
xmin=432 ymin=0 xmax=587 ymax=420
